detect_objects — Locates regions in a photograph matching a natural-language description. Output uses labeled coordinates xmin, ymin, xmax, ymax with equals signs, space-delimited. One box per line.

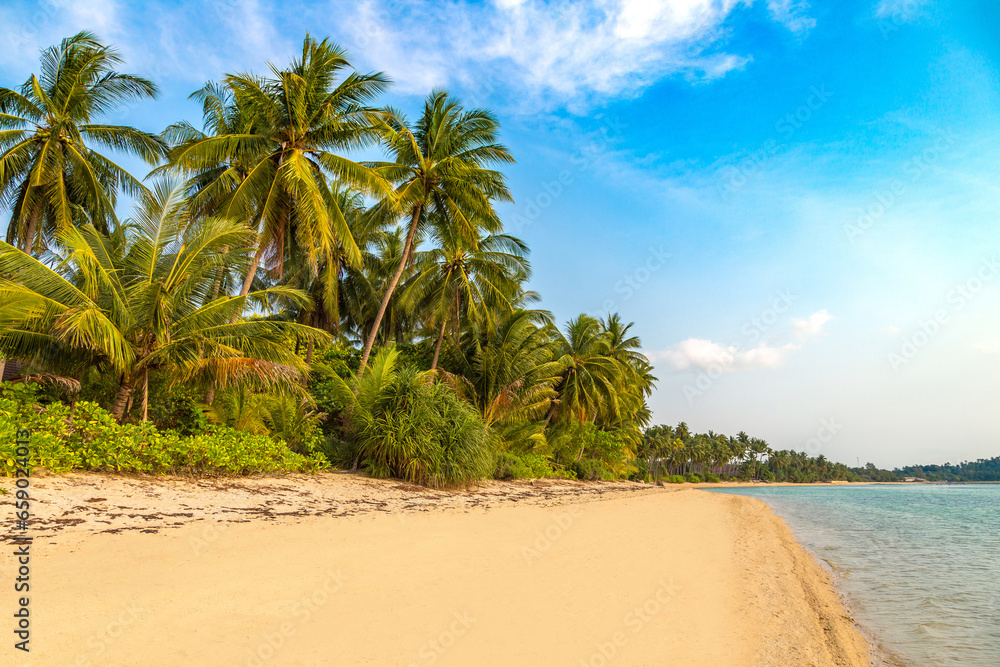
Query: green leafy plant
xmin=0 ymin=384 xmax=327 ymax=476
xmin=326 ymin=345 xmax=494 ymax=487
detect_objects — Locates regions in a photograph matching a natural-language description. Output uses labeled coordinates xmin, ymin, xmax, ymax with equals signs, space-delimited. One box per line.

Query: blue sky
xmin=2 ymin=0 xmax=998 ymax=467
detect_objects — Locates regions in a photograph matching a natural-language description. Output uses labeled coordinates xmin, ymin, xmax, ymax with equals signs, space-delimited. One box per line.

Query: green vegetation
xmin=1 ymin=33 xmax=989 ymax=486
xmin=0 ymin=33 xmax=653 ymax=484
xmin=0 ymin=384 xmax=327 ymax=475
xmin=891 ymin=458 xmax=1000 ymax=482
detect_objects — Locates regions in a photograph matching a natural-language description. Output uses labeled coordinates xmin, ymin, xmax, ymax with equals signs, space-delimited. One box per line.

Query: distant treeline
xmin=640 ymin=424 xmax=998 ymax=484
xmin=890 ymin=457 xmax=1000 ymax=482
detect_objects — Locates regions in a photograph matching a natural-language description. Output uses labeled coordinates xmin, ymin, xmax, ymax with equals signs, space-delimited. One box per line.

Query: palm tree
xmin=735 ymin=431 xmax=752 ymax=478
xmin=357 ymin=90 xmax=514 ymax=374
xmin=600 ymin=314 xmax=656 ymax=425
xmin=277 ymin=187 xmax=369 ymax=343
xmin=162 ymin=35 xmax=391 ymax=316
xmin=548 ymin=315 xmax=625 ymax=458
xmin=404 ymin=220 xmax=532 ymax=369
xmin=441 ymin=309 xmax=560 ymax=429
xmin=340 ymin=226 xmax=416 ymax=346
xmin=0 ymin=31 xmax=165 ymax=254
xmin=0 ymin=179 xmax=325 ymax=421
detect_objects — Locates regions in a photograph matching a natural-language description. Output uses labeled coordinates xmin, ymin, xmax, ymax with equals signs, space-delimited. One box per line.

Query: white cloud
xmin=766 ymin=0 xmax=816 ymax=34
xmin=792 ymin=309 xmax=833 ymax=339
xmin=650 ymin=309 xmax=831 ymax=374
xmin=649 ymin=338 xmax=800 ymax=373
xmin=0 ymin=0 xmax=122 ymax=72
xmin=875 ymin=0 xmax=931 ymax=22
xmin=341 ymin=0 xmax=808 ymax=108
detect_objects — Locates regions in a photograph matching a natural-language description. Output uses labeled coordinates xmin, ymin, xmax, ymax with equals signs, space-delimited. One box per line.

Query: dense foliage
xmin=0 ymin=32 xmax=656 ymax=484
xmin=0 ymin=33 xmax=989 ymax=485
xmin=0 ymin=384 xmax=328 ymax=475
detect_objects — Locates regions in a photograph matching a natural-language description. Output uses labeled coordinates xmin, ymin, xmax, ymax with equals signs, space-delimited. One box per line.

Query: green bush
xmin=685 ymin=474 xmax=702 ymax=483
xmin=493 ymin=452 xmax=570 ymax=480
xmin=570 ymin=457 xmax=620 ymax=481
xmin=334 ymin=348 xmax=496 ymax=488
xmin=549 ymin=421 xmax=638 ymax=480
xmin=702 ymin=472 xmax=721 ymax=483
xmin=0 ymin=384 xmax=328 ymax=476
xmin=665 ymin=475 xmax=687 ymax=484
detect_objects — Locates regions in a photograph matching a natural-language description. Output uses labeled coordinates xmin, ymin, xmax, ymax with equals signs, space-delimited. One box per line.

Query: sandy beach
xmin=2 ymin=474 xmax=879 ymax=666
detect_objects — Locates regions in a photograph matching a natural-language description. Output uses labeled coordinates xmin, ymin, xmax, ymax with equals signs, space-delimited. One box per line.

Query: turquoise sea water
xmin=706 ymin=485 xmax=1000 ymax=666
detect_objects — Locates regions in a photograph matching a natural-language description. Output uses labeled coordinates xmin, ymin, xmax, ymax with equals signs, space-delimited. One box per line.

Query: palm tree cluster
xmin=639 ymin=424 xmax=905 ymax=483
xmin=639 ymin=424 xmax=774 ymax=481
xmin=0 ymin=32 xmax=656 ymax=482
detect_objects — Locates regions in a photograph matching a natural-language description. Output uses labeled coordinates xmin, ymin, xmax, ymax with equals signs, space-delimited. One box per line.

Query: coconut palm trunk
xmin=141 ymin=369 xmax=149 ymax=422
xmin=111 ymin=378 xmax=134 ymax=422
xmin=430 ymin=319 xmax=447 ymax=370
xmin=21 ymin=206 xmax=41 ymax=254
xmin=239 ymin=243 xmax=267 ymax=298
xmin=358 ymin=203 xmax=421 ymax=374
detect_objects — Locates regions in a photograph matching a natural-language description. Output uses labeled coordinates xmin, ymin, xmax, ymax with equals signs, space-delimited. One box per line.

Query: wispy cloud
xmin=0 ymin=0 xmax=123 ymax=72
xmin=340 ymin=0 xmax=813 ymax=109
xmin=766 ymin=0 xmax=816 ymax=34
xmin=650 ymin=309 xmax=831 ymax=373
xmin=875 ymin=0 xmax=932 ymax=22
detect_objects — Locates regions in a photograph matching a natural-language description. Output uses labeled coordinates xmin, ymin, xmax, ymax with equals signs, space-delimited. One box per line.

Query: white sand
xmin=0 ymin=474 xmax=876 ymax=666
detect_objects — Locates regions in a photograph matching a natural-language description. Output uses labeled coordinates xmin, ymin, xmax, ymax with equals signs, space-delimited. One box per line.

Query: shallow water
xmin=706 ymin=485 xmax=1000 ymax=666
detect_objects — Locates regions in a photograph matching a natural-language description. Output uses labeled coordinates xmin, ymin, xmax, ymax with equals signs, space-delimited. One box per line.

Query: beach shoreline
xmin=2 ymin=472 xmax=884 ymax=665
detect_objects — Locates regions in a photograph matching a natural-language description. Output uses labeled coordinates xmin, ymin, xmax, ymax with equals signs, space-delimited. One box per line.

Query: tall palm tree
xmin=278 ymin=188 xmax=368 ymax=338
xmin=162 ymin=35 xmax=391 ymax=315
xmin=404 ymin=219 xmax=531 ymax=369
xmin=357 ymin=90 xmax=514 ymax=374
xmin=0 ymin=179 xmax=325 ymax=421
xmin=0 ymin=31 xmax=165 ymax=253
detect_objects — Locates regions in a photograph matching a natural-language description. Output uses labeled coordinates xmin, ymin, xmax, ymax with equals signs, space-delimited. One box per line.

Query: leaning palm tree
xmin=0 ymin=31 xmax=166 ymax=254
xmin=162 ymin=35 xmax=390 ymax=315
xmin=403 ymin=217 xmax=532 ymax=369
xmin=340 ymin=226 xmax=417 ymax=347
xmin=0 ymin=178 xmax=326 ymax=422
xmin=357 ymin=90 xmax=514 ymax=374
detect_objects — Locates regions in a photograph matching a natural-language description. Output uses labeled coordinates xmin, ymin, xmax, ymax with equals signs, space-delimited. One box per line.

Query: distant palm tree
xmin=0 ymin=31 xmax=165 ymax=253
xmin=163 ymin=35 xmax=390 ymax=315
xmin=0 ymin=179 xmax=325 ymax=421
xmin=357 ymin=90 xmax=514 ymax=374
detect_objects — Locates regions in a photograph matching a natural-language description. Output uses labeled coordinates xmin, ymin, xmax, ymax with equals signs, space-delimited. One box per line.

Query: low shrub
xmin=569 ymin=456 xmax=626 ymax=481
xmin=493 ymin=452 xmax=572 ymax=480
xmin=702 ymin=472 xmax=721 ymax=483
xmin=665 ymin=475 xmax=686 ymax=484
xmin=685 ymin=474 xmax=702 ymax=483
xmin=333 ymin=348 xmax=496 ymax=488
xmin=0 ymin=384 xmax=328 ymax=476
